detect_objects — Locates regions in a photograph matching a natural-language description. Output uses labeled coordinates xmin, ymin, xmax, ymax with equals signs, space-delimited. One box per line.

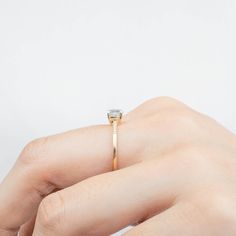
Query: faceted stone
xmin=107 ymin=109 xmax=123 ymax=122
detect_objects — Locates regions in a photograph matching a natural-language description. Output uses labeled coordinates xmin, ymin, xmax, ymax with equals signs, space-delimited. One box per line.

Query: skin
xmin=0 ymin=96 xmax=236 ymax=236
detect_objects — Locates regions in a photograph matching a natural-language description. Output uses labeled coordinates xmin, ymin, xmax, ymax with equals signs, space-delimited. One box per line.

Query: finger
xmin=124 ymin=202 xmax=202 ymax=236
xmin=0 ymin=124 xmax=135 ymax=234
xmin=32 ymin=154 xmax=189 ymax=236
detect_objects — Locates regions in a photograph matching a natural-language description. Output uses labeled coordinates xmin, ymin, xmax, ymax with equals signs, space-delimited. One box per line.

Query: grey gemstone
xmin=107 ymin=109 xmax=123 ymax=119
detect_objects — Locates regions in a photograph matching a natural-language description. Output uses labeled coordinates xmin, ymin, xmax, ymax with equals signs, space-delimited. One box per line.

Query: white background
xmin=0 ymin=0 xmax=236 ymax=235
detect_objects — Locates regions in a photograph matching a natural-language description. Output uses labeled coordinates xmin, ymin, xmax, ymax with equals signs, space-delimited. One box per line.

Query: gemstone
xmin=107 ymin=109 xmax=123 ymax=122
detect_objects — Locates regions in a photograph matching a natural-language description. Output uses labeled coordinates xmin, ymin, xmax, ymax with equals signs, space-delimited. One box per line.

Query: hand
xmin=1 ymin=97 xmax=236 ymax=236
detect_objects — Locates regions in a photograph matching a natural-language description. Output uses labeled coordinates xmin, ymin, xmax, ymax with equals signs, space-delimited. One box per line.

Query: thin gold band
xmin=112 ymin=120 xmax=118 ymax=171
xmin=107 ymin=109 xmax=123 ymax=171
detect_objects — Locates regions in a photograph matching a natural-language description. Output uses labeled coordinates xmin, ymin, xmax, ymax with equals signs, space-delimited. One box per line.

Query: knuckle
xmin=126 ymin=97 xmax=188 ymax=122
xmin=153 ymin=96 xmax=180 ymax=104
xmin=135 ymin=96 xmax=185 ymax=118
xmin=37 ymin=192 xmax=65 ymax=232
xmin=177 ymin=110 xmax=199 ymax=127
xmin=162 ymin=108 xmax=199 ymax=131
xmin=149 ymin=96 xmax=185 ymax=109
xmin=19 ymin=137 xmax=49 ymax=164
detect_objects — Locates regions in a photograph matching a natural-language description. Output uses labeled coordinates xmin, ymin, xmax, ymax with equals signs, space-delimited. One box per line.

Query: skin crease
xmin=0 ymin=97 xmax=236 ymax=236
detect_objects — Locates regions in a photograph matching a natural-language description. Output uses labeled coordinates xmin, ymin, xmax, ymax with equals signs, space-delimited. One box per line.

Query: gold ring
xmin=107 ymin=109 xmax=123 ymax=171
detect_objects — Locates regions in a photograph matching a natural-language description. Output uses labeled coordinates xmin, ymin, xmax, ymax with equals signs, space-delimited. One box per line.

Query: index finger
xmin=0 ymin=123 xmax=135 ymax=235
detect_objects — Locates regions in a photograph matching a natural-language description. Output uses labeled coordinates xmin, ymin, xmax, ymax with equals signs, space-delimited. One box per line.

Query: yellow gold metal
xmin=107 ymin=110 xmax=123 ymax=171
